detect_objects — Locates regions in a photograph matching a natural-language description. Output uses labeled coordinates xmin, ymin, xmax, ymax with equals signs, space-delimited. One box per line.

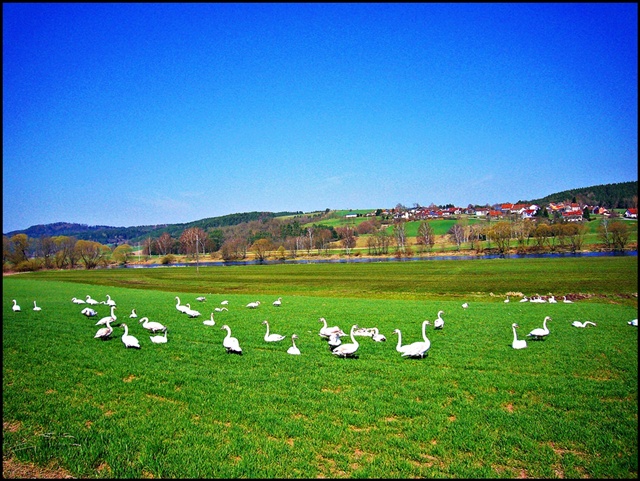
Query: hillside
xmin=4 ymin=181 xmax=636 ymax=243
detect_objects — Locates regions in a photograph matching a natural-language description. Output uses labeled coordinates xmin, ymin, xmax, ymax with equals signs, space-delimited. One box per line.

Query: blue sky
xmin=3 ymin=3 xmax=637 ymax=233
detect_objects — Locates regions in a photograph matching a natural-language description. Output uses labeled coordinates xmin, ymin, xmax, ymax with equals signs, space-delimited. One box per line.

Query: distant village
xmin=348 ymin=202 xmax=638 ymax=223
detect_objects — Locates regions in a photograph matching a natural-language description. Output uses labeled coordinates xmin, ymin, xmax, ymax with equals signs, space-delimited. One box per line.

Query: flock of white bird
xmin=10 ymin=293 xmax=638 ymax=356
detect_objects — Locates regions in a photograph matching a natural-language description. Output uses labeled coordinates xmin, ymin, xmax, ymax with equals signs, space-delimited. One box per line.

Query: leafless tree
xmin=393 ymin=220 xmax=407 ymax=253
xmin=156 ymin=232 xmax=173 ymax=255
xmin=416 ymin=221 xmax=435 ymax=252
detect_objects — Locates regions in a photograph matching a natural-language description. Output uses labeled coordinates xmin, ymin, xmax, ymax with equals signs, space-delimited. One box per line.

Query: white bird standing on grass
xmin=103 ymin=294 xmax=116 ymax=307
xmin=184 ymin=304 xmax=201 ymax=318
xmin=221 ymin=325 xmax=242 ymax=354
xmin=175 ymin=297 xmax=189 ymax=313
xmin=461 ymin=303 xmax=469 ymax=309
xmin=139 ymin=317 xmax=167 ymax=333
xmin=196 ymin=296 xmax=206 ymax=302
xmin=318 ymin=318 xmax=346 ymax=338
xmin=33 ymin=301 xmax=42 ymax=311
xmin=511 ymin=323 xmax=527 ymax=349
xmin=504 ymin=296 xmax=510 ymax=303
xmin=121 ymin=323 xmax=140 ymax=349
xmin=401 ymin=320 xmax=432 ymax=359
xmin=150 ymin=330 xmax=168 ymax=344
xmin=287 ymin=334 xmax=301 ymax=355
xmin=371 ymin=327 xmax=386 ymax=342
xmin=203 ymin=313 xmax=216 ymax=326
xmin=331 ymin=324 xmax=360 ymax=358
xmin=94 ymin=318 xmax=113 ymax=340
xmin=527 ymin=316 xmax=552 ymax=340
xmin=246 ymin=301 xmax=261 ymax=309
xmin=262 ymin=320 xmax=286 ymax=342
xmin=129 ymin=309 xmax=138 ymax=318
xmin=433 ymin=310 xmax=445 ymax=329
xmin=273 ymin=297 xmax=282 ymax=307
xmin=72 ymin=297 xmax=86 ymax=304
xmin=12 ymin=300 xmax=21 ymax=312
xmin=392 ymin=329 xmax=413 ymax=355
xmin=96 ymin=306 xmax=117 ymax=326
xmin=571 ymin=321 xmax=596 ymax=328
xmin=86 ymin=295 xmax=99 ymax=305
xmin=221 ymin=300 xmax=229 ymax=305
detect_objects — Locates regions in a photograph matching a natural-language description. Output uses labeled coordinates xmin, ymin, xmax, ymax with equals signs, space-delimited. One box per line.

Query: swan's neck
xmin=350 ymin=326 xmax=359 ymax=345
xmin=395 ymin=332 xmax=402 ymax=350
xmin=512 ymin=325 xmax=518 ymax=342
xmin=123 ymin=325 xmax=128 ymax=336
xmin=422 ymin=322 xmax=429 ymax=342
xmin=264 ymin=323 xmax=270 ymax=336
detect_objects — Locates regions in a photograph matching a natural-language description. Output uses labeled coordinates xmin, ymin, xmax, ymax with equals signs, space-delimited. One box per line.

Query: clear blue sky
xmin=3 ymin=3 xmax=637 ymax=233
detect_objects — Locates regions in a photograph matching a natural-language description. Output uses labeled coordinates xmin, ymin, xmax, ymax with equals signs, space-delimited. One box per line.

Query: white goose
xmin=175 ymin=296 xmax=189 ymax=313
xmin=401 ymin=320 xmax=432 ymax=358
xmin=94 ymin=318 xmax=113 ymax=340
xmin=220 ymin=325 xmax=242 ymax=354
xmin=184 ymin=304 xmax=201 ymax=318
xmin=331 ymin=324 xmax=360 ymax=358
xmin=563 ymin=296 xmax=574 ymax=303
xmin=548 ymin=295 xmax=557 ymax=304
xmin=203 ymin=313 xmax=216 ymax=326
xmin=129 ymin=308 xmax=138 ymax=318
xmin=318 ymin=318 xmax=346 ymax=338
xmin=72 ymin=297 xmax=86 ymax=304
xmin=433 ymin=310 xmax=445 ymax=329
xmin=81 ymin=307 xmax=98 ymax=317
xmin=103 ymin=294 xmax=116 ymax=307
xmin=571 ymin=321 xmax=596 ymax=328
xmin=246 ymin=301 xmax=261 ymax=309
xmin=629 ymin=319 xmax=638 ymax=326
xmin=392 ymin=329 xmax=414 ymax=355
xmin=33 ymin=300 xmax=42 ymax=311
xmin=139 ymin=317 xmax=167 ymax=333
xmin=371 ymin=327 xmax=387 ymax=342
xmin=12 ymin=299 xmax=21 ymax=312
xmin=150 ymin=330 xmax=168 ymax=344
xmin=273 ymin=297 xmax=282 ymax=307
xmin=511 ymin=323 xmax=527 ymax=349
xmin=327 ymin=331 xmax=342 ymax=350
xmin=262 ymin=320 xmax=286 ymax=342
xmin=527 ymin=316 xmax=552 ymax=340
xmin=86 ymin=295 xmax=100 ymax=305
xmin=121 ymin=323 xmax=140 ymax=349
xmin=287 ymin=334 xmax=301 ymax=355
xmin=96 ymin=306 xmax=117 ymax=326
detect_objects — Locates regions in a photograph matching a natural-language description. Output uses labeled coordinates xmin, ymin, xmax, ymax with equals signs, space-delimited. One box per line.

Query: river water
xmin=120 ymin=250 xmax=637 ymax=269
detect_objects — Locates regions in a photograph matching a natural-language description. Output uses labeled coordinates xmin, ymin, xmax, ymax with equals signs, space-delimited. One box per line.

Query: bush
xmin=15 ymin=259 xmax=43 ymax=272
xmin=161 ymin=254 xmax=176 ymax=265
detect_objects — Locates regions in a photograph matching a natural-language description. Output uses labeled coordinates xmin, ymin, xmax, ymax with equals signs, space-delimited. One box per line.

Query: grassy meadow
xmin=3 ymin=256 xmax=638 ymax=478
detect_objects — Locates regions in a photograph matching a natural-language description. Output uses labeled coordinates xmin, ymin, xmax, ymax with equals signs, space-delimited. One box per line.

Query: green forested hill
xmin=523 ymin=181 xmax=637 ymax=208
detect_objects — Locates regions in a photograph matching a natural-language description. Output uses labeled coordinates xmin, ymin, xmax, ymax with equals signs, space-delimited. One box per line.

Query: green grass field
xmin=3 ymin=256 xmax=638 ymax=478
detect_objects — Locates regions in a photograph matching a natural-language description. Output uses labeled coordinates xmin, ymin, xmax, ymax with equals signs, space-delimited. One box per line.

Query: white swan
xmin=433 ymin=310 xmax=445 ymax=329
xmin=287 ymin=334 xmax=300 ymax=355
xmin=563 ymin=296 xmax=574 ymax=303
xmin=520 ymin=296 xmax=529 ymax=303
xmin=327 ymin=331 xmax=342 ymax=349
xmin=139 ymin=317 xmax=167 ymax=333
xmin=33 ymin=300 xmax=42 ymax=311
xmin=175 ymin=296 xmax=189 ymax=313
xmin=72 ymin=297 xmax=86 ymax=304
xmin=221 ymin=300 xmax=229 ymax=305
xmin=273 ymin=297 xmax=282 ymax=307
xmin=214 ymin=307 xmax=228 ymax=312
xmin=246 ymin=301 xmax=261 ymax=309
xmin=318 ymin=318 xmax=346 ymax=338
xmin=196 ymin=296 xmax=206 ymax=302
xmin=353 ymin=327 xmax=374 ymax=337
xmin=401 ymin=320 xmax=431 ymax=358
xmin=530 ymin=295 xmax=546 ymax=303
xmin=221 ymin=325 xmax=242 ymax=354
xmin=511 ymin=323 xmax=527 ymax=349
xmin=129 ymin=308 xmax=138 ymax=318
xmin=203 ymin=313 xmax=216 ymax=326
xmin=628 ymin=319 xmax=638 ymax=326
xmin=94 ymin=318 xmax=113 ymax=340
xmin=81 ymin=307 xmax=98 ymax=317
xmin=332 ymin=324 xmax=360 ymax=358
xmin=527 ymin=316 xmax=552 ymax=340
xmin=121 ymin=323 xmax=140 ymax=349
xmin=371 ymin=327 xmax=386 ymax=342
xmin=572 ymin=321 xmax=596 ymax=328
xmin=96 ymin=306 xmax=117 ymax=326
xmin=262 ymin=320 xmax=286 ymax=342
xmin=392 ymin=329 xmax=413 ymax=355
xmin=461 ymin=302 xmax=469 ymax=309
xmin=548 ymin=295 xmax=557 ymax=303
xmin=184 ymin=303 xmax=201 ymax=317
xmin=12 ymin=299 xmax=21 ymax=312
xmin=150 ymin=330 xmax=168 ymax=344
xmin=504 ymin=296 xmax=510 ymax=303
xmin=103 ymin=294 xmax=116 ymax=307
xmin=86 ymin=295 xmax=99 ymax=305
